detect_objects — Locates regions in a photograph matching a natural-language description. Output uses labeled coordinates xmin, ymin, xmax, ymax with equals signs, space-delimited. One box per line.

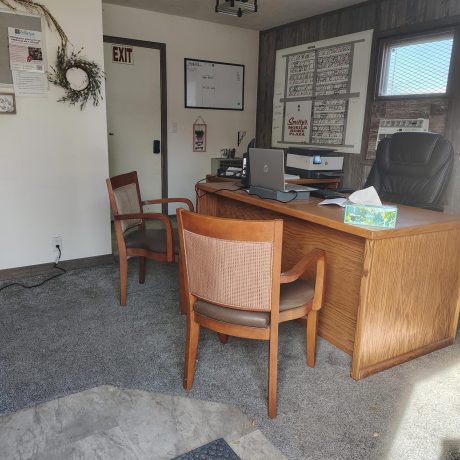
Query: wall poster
xmin=272 ymin=30 xmax=373 ymax=154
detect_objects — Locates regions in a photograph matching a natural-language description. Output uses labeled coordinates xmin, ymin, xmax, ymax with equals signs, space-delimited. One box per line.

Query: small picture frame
xmin=0 ymin=93 xmax=16 ymax=114
xmin=193 ymin=116 xmax=207 ymax=152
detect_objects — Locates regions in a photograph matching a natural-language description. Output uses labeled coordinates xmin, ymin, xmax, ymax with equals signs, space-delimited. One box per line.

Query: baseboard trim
xmin=0 ymin=254 xmax=115 ymax=281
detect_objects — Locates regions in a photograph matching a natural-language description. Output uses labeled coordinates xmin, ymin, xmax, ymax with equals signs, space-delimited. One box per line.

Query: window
xmin=378 ymin=31 xmax=454 ymax=97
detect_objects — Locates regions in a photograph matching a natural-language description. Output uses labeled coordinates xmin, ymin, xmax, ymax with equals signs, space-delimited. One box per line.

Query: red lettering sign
xmin=287 ymin=117 xmax=308 ymax=137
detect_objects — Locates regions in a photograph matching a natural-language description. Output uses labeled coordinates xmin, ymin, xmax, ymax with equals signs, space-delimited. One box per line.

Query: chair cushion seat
xmin=125 ymin=227 xmax=179 ymax=254
xmin=194 ymin=279 xmax=314 ymax=328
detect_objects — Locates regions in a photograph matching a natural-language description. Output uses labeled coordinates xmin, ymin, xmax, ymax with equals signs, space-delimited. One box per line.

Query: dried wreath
xmin=48 ymin=46 xmax=103 ymax=110
xmin=1 ymin=0 xmax=103 ymax=109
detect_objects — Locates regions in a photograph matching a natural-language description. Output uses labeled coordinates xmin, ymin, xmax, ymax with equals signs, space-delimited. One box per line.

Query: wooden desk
xmin=205 ymin=174 xmax=341 ymax=189
xmin=196 ymin=182 xmax=460 ymax=379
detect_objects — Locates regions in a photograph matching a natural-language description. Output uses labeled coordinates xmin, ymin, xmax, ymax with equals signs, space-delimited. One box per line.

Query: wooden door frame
xmin=103 ymin=35 xmax=168 ymax=213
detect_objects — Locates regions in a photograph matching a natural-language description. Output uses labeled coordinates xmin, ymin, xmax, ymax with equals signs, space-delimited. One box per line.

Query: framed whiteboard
xmin=272 ymin=30 xmax=373 ymax=154
xmin=184 ymin=58 xmax=244 ymax=111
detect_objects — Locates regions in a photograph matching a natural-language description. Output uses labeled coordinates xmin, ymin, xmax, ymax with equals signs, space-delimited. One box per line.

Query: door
xmin=104 ymin=39 xmax=164 ymax=209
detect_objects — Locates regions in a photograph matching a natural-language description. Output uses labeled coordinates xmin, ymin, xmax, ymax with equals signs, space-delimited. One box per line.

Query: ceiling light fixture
xmin=215 ymin=0 xmax=258 ymax=18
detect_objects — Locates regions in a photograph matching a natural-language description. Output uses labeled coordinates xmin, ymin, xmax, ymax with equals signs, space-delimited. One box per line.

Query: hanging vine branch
xmin=0 ymin=0 xmax=68 ymax=45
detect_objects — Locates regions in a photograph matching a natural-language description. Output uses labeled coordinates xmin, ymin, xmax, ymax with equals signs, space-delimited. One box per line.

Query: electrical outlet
xmin=51 ymin=236 xmax=63 ymax=255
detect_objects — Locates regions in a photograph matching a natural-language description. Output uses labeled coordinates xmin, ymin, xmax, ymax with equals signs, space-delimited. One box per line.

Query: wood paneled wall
xmin=257 ymin=0 xmax=460 ymax=211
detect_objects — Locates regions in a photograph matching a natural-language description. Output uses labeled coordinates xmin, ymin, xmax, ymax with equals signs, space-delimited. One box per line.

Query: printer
xmin=285 ymin=147 xmax=344 ymax=179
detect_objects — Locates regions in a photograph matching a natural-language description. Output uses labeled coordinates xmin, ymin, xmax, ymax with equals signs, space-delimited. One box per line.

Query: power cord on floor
xmin=0 ymin=245 xmax=67 ymax=292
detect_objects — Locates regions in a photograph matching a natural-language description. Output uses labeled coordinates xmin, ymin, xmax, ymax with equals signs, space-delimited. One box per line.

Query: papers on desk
xmin=318 ymin=197 xmax=348 ymax=207
xmin=222 ymin=167 xmax=242 ymax=177
xmin=284 ymin=173 xmax=300 ymax=180
xmin=318 ymin=186 xmax=382 ymax=208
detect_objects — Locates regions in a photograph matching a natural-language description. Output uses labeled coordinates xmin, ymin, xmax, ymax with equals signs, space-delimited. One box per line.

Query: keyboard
xmin=309 ymin=188 xmax=347 ymax=199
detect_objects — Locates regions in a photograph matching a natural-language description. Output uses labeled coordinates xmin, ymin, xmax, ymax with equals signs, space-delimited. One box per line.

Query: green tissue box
xmin=344 ymin=204 xmax=398 ymax=228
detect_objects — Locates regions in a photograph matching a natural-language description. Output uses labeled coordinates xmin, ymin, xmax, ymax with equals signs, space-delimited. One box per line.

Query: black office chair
xmin=365 ymin=132 xmax=454 ymax=211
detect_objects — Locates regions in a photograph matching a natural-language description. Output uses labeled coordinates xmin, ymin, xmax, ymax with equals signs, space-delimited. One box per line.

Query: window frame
xmin=375 ymin=27 xmax=456 ymax=101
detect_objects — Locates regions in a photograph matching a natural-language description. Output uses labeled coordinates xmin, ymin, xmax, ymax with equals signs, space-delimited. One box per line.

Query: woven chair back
xmin=113 ymin=183 xmax=142 ymax=232
xmin=107 ymin=172 xmax=142 ymax=233
xmin=178 ymin=210 xmax=283 ymax=312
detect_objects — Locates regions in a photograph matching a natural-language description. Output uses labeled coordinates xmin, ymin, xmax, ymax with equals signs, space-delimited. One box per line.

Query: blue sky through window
xmin=381 ymin=35 xmax=453 ymax=96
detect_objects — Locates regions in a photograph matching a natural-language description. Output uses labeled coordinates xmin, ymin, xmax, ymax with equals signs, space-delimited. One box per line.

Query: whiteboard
xmin=185 ymin=58 xmax=244 ymax=110
xmin=272 ymin=30 xmax=373 ymax=154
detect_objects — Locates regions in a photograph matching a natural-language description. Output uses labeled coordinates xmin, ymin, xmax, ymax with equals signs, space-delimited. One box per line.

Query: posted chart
xmin=272 ymin=30 xmax=373 ymax=154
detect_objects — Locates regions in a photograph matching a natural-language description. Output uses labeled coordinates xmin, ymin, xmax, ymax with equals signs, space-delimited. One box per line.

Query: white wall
xmin=102 ymin=4 xmax=259 ymax=204
xmin=0 ymin=0 xmax=111 ymax=270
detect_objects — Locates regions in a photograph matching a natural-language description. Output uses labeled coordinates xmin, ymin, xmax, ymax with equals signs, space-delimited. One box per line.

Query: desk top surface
xmin=197 ymin=182 xmax=460 ymax=240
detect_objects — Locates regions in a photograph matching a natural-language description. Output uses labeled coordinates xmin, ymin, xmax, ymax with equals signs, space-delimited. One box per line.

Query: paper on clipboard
xmin=8 ymin=27 xmax=48 ymax=96
xmin=8 ymin=27 xmax=44 ymax=73
xmin=12 ymin=70 xmax=48 ymax=97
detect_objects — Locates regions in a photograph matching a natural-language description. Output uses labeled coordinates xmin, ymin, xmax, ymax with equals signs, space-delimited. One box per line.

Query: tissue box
xmin=344 ymin=204 xmax=398 ymax=228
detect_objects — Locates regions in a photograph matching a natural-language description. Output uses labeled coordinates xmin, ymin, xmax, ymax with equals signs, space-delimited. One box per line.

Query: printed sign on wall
xmin=284 ymin=100 xmax=312 ymax=142
xmin=272 ymin=30 xmax=373 ymax=154
xmin=112 ymin=45 xmax=134 ymax=65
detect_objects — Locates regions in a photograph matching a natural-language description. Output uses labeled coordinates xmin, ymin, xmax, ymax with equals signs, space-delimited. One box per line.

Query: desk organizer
xmin=344 ymin=204 xmax=398 ymax=228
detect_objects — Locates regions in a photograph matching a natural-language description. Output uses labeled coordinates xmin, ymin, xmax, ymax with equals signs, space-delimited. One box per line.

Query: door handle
xmin=153 ymin=140 xmax=160 ymax=154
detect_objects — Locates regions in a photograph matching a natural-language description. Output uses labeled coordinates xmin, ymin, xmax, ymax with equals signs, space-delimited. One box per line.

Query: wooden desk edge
xmin=197 ymin=183 xmax=460 ymax=240
xmin=353 ymin=338 xmax=455 ymax=379
xmin=206 ymin=174 xmax=341 ymax=188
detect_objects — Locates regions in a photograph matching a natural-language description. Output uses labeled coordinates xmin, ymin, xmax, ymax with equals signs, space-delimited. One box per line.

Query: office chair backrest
xmin=365 ymin=132 xmax=454 ymax=210
xmin=107 ymin=171 xmax=143 ymax=232
xmin=177 ymin=210 xmax=283 ymax=312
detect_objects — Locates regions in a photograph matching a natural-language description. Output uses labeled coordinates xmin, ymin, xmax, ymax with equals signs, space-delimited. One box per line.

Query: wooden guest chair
xmin=106 ymin=171 xmax=193 ymax=305
xmin=177 ymin=209 xmax=326 ymax=418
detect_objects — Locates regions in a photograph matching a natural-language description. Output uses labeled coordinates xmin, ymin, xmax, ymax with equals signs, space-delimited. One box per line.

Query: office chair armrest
xmin=142 ymin=198 xmax=194 ymax=212
xmin=281 ymin=249 xmax=326 ymax=311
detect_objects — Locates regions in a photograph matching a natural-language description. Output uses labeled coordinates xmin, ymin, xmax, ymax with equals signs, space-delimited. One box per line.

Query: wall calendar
xmin=272 ymin=30 xmax=373 ymax=154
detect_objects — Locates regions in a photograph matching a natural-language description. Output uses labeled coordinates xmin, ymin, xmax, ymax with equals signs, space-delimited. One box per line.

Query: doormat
xmin=173 ymin=438 xmax=241 ymax=460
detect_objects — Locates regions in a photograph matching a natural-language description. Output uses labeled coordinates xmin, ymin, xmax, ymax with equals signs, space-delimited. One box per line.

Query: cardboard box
xmin=344 ymin=204 xmax=398 ymax=228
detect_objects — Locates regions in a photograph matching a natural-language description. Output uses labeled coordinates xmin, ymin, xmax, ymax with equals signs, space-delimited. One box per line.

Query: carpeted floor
xmin=0 ymin=259 xmax=459 ymax=460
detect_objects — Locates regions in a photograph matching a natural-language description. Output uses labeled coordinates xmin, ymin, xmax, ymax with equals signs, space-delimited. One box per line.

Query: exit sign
xmin=112 ymin=45 xmax=134 ymax=65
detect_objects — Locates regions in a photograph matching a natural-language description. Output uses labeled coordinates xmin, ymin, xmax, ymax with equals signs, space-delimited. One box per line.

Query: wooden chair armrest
xmin=142 ymin=198 xmax=194 ymax=211
xmin=114 ymin=212 xmax=174 ymax=261
xmin=280 ymin=249 xmax=325 ymax=284
xmin=281 ymin=248 xmax=326 ymax=311
xmin=114 ymin=212 xmax=170 ymax=223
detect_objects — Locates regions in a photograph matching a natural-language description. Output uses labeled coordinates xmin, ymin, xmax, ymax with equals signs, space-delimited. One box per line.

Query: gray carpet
xmin=0 ymin=259 xmax=459 ymax=460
